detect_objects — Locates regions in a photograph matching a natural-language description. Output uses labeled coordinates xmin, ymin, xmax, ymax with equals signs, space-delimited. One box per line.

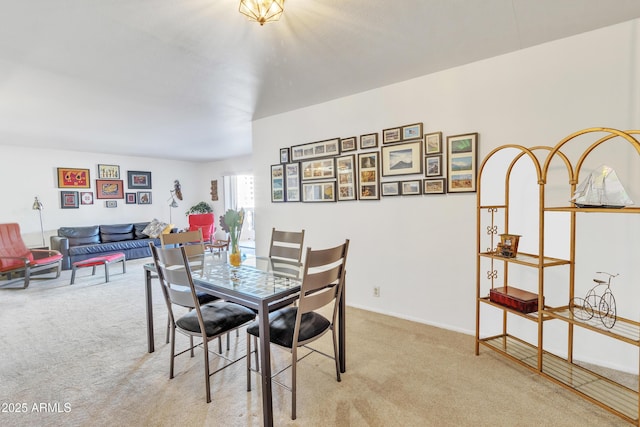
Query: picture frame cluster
xmin=271 ymin=123 xmax=479 ymax=202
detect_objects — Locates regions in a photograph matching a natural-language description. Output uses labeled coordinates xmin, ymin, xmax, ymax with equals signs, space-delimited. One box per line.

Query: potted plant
xmin=185 ymin=201 xmax=213 ymax=216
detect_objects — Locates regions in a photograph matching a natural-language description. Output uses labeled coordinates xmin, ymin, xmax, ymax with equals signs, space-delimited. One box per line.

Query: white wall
xmin=252 ymin=20 xmax=640 ymax=371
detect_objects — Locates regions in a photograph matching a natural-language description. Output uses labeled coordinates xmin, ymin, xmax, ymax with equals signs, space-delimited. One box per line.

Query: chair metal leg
xmin=291 ymin=347 xmax=297 ymax=420
xmin=332 ymin=326 xmax=341 ymax=382
xmin=203 ymin=338 xmax=211 ymax=403
xmin=246 ymin=332 xmax=252 ymax=391
xmin=169 ymin=324 xmax=176 ymax=379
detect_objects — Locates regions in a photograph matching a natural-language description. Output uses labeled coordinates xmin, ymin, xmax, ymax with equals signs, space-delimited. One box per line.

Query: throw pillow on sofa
xmin=143 ymin=219 xmax=168 ymax=238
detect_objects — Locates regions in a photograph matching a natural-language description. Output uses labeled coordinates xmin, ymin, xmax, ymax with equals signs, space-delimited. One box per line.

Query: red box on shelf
xmin=489 ymin=286 xmax=541 ymax=313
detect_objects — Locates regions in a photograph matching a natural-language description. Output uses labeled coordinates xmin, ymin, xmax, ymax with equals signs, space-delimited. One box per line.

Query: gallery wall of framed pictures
xmin=271 ymin=122 xmax=479 ymax=203
xmin=55 ymin=164 xmax=154 ymax=209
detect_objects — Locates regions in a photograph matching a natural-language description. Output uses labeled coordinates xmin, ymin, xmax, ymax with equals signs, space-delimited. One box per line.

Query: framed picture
xmin=302 ymin=181 xmax=336 ymax=202
xmin=301 ymin=158 xmax=335 ymax=181
xmin=127 ymin=171 xmax=152 ymax=189
xmin=401 ymin=180 xmax=422 ymax=195
xmin=137 ymin=191 xmax=152 ymax=204
xmin=360 ymin=133 xmax=378 ymax=149
xmin=381 ymin=141 xmax=423 ymax=176
xmin=336 ymin=154 xmax=357 ymax=201
xmin=401 ymin=123 xmax=423 ymax=141
xmin=96 ymin=179 xmax=124 ymax=199
xmin=60 ymin=191 xmax=79 ymax=209
xmin=447 ymin=133 xmax=479 ymax=193
xmin=381 ymin=181 xmax=401 ymax=196
xmin=382 ymin=127 xmax=401 ymax=144
xmin=125 ymin=193 xmax=137 ymax=204
xmin=424 ymin=178 xmax=446 ymax=194
xmin=271 ymin=164 xmax=285 ymax=202
xmin=285 ymin=163 xmax=301 ymax=202
xmin=340 ymin=137 xmax=357 ymax=152
xmin=57 ymin=168 xmax=90 ymax=189
xmin=80 ymin=192 xmax=93 ymax=205
xmin=358 ymin=152 xmax=379 ymax=200
xmin=425 ymin=155 xmax=443 ymax=177
xmin=290 ymin=138 xmax=340 ymax=162
xmin=279 ymin=147 xmax=290 ymax=164
xmin=105 ymin=200 xmax=118 ymax=208
xmin=98 ymin=164 xmax=120 ymax=179
xmin=424 ymin=132 xmax=443 ymax=154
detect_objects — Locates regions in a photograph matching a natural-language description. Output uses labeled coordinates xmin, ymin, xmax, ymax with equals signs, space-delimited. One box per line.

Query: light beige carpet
xmin=0 ymin=258 xmax=633 ymax=426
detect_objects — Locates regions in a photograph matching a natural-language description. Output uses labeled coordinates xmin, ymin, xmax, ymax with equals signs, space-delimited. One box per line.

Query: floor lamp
xmin=168 ymin=191 xmax=178 ymax=223
xmin=32 ymin=196 xmax=46 ymax=248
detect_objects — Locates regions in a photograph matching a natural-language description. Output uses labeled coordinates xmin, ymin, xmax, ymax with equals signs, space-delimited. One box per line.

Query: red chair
xmin=0 ymin=223 xmax=63 ymax=289
xmin=188 ymin=213 xmax=215 ymax=244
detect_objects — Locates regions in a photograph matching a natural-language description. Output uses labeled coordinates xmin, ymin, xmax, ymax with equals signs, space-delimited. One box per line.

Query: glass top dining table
xmin=142 ymin=252 xmax=347 ymax=427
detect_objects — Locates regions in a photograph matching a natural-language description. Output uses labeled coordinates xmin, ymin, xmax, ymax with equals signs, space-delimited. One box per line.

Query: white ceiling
xmin=2 ymin=0 xmax=640 ymax=162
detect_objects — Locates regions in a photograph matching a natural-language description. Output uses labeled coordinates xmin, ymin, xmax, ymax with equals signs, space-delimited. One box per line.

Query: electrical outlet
xmin=373 ymin=286 xmax=380 ymax=297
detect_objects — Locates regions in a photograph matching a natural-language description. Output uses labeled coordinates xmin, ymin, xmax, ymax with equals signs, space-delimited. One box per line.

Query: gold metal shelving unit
xmin=475 ymin=128 xmax=640 ymax=425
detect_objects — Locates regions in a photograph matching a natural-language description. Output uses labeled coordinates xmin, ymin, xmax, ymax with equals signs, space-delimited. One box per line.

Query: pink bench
xmin=70 ymin=252 xmax=126 ymax=285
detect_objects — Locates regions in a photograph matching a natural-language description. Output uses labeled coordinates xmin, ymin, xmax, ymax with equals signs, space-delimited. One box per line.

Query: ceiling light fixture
xmin=239 ymin=0 xmax=284 ymax=26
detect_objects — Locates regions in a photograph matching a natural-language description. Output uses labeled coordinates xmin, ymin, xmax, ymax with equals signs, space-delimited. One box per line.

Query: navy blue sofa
xmin=51 ymin=222 xmax=163 ymax=270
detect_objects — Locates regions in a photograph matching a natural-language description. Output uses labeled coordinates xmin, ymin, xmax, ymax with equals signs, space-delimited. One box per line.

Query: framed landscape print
xmin=125 ymin=193 xmax=137 ymax=204
xmin=127 ymin=171 xmax=152 ymax=189
xmin=358 ymin=152 xmax=379 ymax=200
xmin=105 ymin=200 xmax=118 ymax=208
xmin=336 ymin=154 xmax=356 ymax=201
xmin=401 ymin=180 xmax=422 ymax=195
xmin=291 ymin=138 xmax=340 ymax=162
xmin=57 ymin=168 xmax=90 ymax=188
xmin=301 ymin=158 xmax=335 ymax=181
xmin=360 ymin=133 xmax=378 ymax=149
xmin=447 ymin=133 xmax=478 ymax=193
xmin=271 ymin=164 xmax=285 ymax=202
xmin=302 ymin=181 xmax=336 ymax=202
xmin=285 ymin=163 xmax=301 ymax=202
xmin=381 ymin=141 xmax=422 ymax=176
xmin=424 ymin=178 xmax=446 ymax=194
xmin=96 ymin=179 xmax=124 ymax=199
xmin=280 ymin=147 xmax=290 ymax=164
xmin=80 ymin=192 xmax=94 ymax=205
xmin=401 ymin=123 xmax=423 ymax=141
xmin=424 ymin=132 xmax=443 ymax=154
xmin=137 ymin=191 xmax=152 ymax=204
xmin=340 ymin=137 xmax=357 ymax=152
xmin=60 ymin=191 xmax=79 ymax=209
xmin=98 ymin=164 xmax=120 ymax=179
xmin=425 ymin=155 xmax=443 ymax=177
xmin=382 ymin=127 xmax=401 ymax=144
xmin=381 ymin=181 xmax=400 ymax=196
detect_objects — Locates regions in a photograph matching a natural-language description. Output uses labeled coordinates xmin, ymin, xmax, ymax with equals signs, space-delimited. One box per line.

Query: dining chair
xmin=206 ymin=234 xmax=230 ymax=257
xmin=150 ymin=243 xmax=256 ymax=403
xmin=268 ymin=228 xmax=305 ymax=262
xmin=246 ymin=239 xmax=349 ymax=420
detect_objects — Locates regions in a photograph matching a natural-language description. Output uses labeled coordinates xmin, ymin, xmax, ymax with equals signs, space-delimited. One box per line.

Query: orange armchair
xmin=0 ymin=223 xmax=62 ymax=289
xmin=187 ymin=213 xmax=215 ymax=244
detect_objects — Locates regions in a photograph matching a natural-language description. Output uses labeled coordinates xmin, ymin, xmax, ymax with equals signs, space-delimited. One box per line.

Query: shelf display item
xmin=496 ymin=233 xmax=520 ymax=258
xmin=571 ymin=165 xmax=633 ymax=208
xmin=570 ymin=272 xmax=618 ymax=329
xmin=489 ymin=286 xmax=540 ymax=313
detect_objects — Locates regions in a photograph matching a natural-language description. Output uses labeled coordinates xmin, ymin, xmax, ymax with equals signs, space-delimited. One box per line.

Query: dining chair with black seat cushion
xmin=246 ymin=239 xmax=349 ymax=420
xmin=150 ymin=244 xmax=256 ymax=403
xmin=268 ymin=228 xmax=305 ymax=262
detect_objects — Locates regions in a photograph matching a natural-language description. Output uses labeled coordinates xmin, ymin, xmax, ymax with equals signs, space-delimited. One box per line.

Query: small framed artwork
xmin=382 ymin=127 xmax=401 ymax=144
xmin=96 ymin=179 xmax=124 ymax=199
xmin=137 ymin=191 xmax=152 ymax=204
xmin=280 ymin=147 xmax=290 ymax=164
xmin=127 ymin=171 xmax=152 ymax=189
xmin=424 ymin=178 xmax=446 ymax=194
xmin=336 ymin=154 xmax=356 ymax=201
xmin=381 ymin=141 xmax=422 ymax=176
xmin=360 ymin=133 xmax=378 ymax=149
xmin=401 ymin=180 xmax=422 ymax=195
xmin=271 ymin=164 xmax=285 ymax=202
xmin=447 ymin=133 xmax=479 ymax=193
xmin=425 ymin=132 xmax=443 ymax=154
xmin=125 ymin=193 xmax=137 ymax=204
xmin=340 ymin=137 xmax=357 ymax=152
xmin=60 ymin=191 xmax=79 ymax=209
xmin=105 ymin=200 xmax=118 ymax=208
xmin=302 ymin=181 xmax=336 ymax=202
xmin=80 ymin=192 xmax=94 ymax=205
xmin=381 ymin=181 xmax=401 ymax=196
xmin=425 ymin=155 xmax=443 ymax=177
xmin=301 ymin=158 xmax=335 ymax=181
xmin=57 ymin=168 xmax=90 ymax=188
xmin=285 ymin=163 xmax=301 ymax=202
xmin=290 ymin=138 xmax=340 ymax=162
xmin=358 ymin=152 xmax=380 ymax=200
xmin=98 ymin=164 xmax=120 ymax=179
xmin=401 ymin=123 xmax=423 ymax=141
